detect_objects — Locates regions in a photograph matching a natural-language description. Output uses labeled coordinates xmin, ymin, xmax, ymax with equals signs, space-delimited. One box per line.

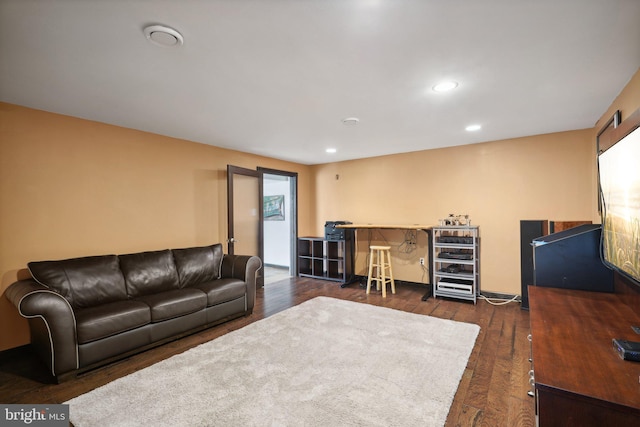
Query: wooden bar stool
xmin=366 ymin=245 xmax=395 ymax=297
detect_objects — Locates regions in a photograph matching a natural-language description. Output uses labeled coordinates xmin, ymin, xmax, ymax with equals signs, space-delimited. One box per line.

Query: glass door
xmin=227 ymin=165 xmax=263 ymax=287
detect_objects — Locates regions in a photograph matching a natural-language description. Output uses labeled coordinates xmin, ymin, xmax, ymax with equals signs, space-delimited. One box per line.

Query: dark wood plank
xmin=529 ymin=286 xmax=640 ymax=425
xmin=0 ymin=277 xmax=534 ymax=427
xmin=549 ymin=220 xmax=591 ymax=233
xmin=530 ymin=287 xmax=640 ymax=408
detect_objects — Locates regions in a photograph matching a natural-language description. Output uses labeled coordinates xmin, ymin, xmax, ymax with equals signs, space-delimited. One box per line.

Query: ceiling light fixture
xmin=432 ymin=81 xmax=458 ymax=92
xmin=326 ymin=148 xmax=337 ymax=153
xmin=342 ymin=117 xmax=359 ymax=126
xmin=143 ymin=25 xmax=184 ymax=47
xmin=465 ymin=124 xmax=482 ymax=131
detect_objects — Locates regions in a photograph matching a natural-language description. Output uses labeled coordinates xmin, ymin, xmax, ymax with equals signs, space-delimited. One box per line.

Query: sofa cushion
xmin=191 ymin=278 xmax=246 ymax=307
xmin=134 ymin=289 xmax=207 ymax=322
xmin=28 ymin=255 xmax=127 ymax=309
xmin=75 ymin=300 xmax=151 ymax=344
xmin=172 ymin=244 xmax=223 ymax=288
xmin=119 ymin=249 xmax=180 ymax=298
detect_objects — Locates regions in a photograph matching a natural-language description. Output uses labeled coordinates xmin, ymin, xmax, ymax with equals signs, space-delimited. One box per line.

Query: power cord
xmin=397 ymin=230 xmax=418 ymax=254
xmin=478 ymin=294 xmax=520 ymax=306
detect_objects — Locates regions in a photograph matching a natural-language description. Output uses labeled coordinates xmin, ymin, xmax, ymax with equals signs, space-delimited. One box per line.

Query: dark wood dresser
xmin=529 ymin=286 xmax=640 ymax=426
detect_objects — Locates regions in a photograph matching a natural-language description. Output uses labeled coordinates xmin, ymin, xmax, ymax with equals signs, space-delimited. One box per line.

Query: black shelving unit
xmin=298 ymin=237 xmax=352 ymax=284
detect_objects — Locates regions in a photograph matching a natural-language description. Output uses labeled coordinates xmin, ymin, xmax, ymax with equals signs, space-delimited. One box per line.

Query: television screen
xmin=598 ymin=125 xmax=640 ymax=284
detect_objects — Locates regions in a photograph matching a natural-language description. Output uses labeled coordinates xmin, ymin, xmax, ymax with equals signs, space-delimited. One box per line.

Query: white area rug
xmin=66 ymin=297 xmax=480 ymax=426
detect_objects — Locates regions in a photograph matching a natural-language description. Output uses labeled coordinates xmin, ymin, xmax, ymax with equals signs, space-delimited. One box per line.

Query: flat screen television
xmin=598 ymin=123 xmax=640 ymax=286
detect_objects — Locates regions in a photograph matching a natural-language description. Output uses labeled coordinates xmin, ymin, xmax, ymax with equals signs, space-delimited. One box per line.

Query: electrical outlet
xmin=419 ymin=258 xmax=425 ymax=265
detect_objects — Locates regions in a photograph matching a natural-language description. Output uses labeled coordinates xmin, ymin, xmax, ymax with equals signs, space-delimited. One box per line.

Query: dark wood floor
xmin=0 ymin=277 xmax=535 ymax=426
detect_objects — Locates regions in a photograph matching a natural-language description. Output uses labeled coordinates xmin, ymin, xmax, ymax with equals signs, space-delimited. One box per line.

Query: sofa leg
xmin=55 ymin=370 xmax=78 ymax=384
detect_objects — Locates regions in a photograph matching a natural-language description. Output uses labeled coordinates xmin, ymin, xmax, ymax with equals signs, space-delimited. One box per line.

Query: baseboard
xmin=0 ymin=343 xmax=32 ymax=363
xmin=351 ymin=275 xmax=430 ymax=288
xmin=351 ymin=275 xmax=520 ymax=303
xmin=264 ymin=263 xmax=288 ymax=269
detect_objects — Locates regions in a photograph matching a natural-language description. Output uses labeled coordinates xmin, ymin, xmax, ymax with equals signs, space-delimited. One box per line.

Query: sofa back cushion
xmin=28 ymin=255 xmax=127 ymax=309
xmin=172 ymin=244 xmax=223 ymax=288
xmin=119 ymin=249 xmax=180 ymax=297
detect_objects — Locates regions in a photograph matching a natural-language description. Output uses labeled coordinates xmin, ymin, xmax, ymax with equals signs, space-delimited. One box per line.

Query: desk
xmin=336 ymin=224 xmax=433 ymax=299
xmin=337 ymin=224 xmax=433 ymax=231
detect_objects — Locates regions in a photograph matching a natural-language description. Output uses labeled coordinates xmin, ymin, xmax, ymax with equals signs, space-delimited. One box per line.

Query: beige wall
xmin=313 ymin=129 xmax=595 ymax=293
xmin=1 ymin=67 xmax=638 ymax=351
xmin=312 ymin=67 xmax=640 ymax=296
xmin=0 ymin=103 xmax=313 ymax=351
xmin=594 ymin=69 xmax=640 ymax=134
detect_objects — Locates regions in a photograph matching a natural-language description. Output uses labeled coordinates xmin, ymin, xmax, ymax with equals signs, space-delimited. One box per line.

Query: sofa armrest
xmin=221 ymin=254 xmax=261 ymax=312
xmin=5 ymin=279 xmax=78 ymax=380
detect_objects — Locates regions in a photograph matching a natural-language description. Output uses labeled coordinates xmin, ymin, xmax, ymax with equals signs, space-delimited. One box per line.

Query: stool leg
xmin=381 ymin=249 xmax=387 ymax=298
xmin=375 ymin=249 xmax=381 ymax=290
xmin=388 ymin=250 xmax=395 ymax=294
xmin=366 ymin=248 xmax=374 ymax=294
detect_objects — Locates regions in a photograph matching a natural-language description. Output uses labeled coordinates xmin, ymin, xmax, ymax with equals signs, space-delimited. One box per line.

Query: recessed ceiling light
xmin=342 ymin=117 xmax=359 ymax=126
xmin=143 ymin=25 xmax=184 ymax=47
xmin=465 ymin=124 xmax=482 ymax=132
xmin=326 ymin=148 xmax=337 ymax=154
xmin=432 ymin=81 xmax=458 ymax=92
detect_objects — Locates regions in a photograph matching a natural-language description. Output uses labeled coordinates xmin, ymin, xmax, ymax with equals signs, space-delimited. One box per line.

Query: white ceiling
xmin=1 ymin=0 xmax=639 ymax=165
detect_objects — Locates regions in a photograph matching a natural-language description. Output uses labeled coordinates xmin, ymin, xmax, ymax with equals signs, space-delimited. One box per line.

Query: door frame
xmin=227 ymin=165 xmax=299 ymax=286
xmin=258 ymin=167 xmax=298 ymax=277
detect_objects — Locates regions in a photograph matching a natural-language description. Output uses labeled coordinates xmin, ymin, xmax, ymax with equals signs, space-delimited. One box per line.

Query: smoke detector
xmin=143 ymin=25 xmax=184 ymax=47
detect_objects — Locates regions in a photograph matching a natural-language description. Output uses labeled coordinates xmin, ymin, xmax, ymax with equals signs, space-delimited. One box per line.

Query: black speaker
xmin=520 ymin=220 xmax=547 ymax=310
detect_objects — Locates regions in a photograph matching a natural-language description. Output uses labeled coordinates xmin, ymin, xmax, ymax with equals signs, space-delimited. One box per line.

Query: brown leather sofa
xmin=5 ymin=244 xmax=261 ymax=383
